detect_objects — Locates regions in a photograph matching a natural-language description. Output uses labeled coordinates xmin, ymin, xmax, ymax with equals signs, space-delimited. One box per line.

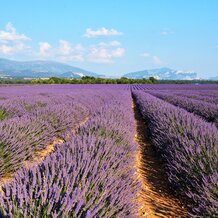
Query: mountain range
xmin=123 ymin=68 xmax=199 ymax=80
xmin=0 ymin=58 xmax=100 ymax=79
xmin=0 ymin=58 xmax=214 ymax=80
xmin=209 ymin=76 xmax=218 ymax=81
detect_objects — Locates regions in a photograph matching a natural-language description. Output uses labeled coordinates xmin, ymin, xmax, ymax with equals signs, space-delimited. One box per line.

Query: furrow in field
xmin=133 ymin=100 xmax=187 ymax=217
xmin=0 ymin=116 xmax=90 ymax=189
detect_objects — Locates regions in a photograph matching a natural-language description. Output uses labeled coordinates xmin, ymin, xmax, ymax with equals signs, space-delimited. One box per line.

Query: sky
xmin=0 ymin=0 xmax=218 ymax=78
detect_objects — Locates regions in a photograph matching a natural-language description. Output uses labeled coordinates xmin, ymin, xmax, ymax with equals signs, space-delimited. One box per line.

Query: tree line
xmin=0 ymin=76 xmax=217 ymax=84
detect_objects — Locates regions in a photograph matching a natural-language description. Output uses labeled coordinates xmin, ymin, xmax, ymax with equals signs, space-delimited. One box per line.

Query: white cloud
xmin=0 ymin=43 xmax=30 ymax=55
xmin=153 ymin=55 xmax=162 ymax=65
xmin=0 ymin=22 xmax=30 ymax=42
xmin=51 ymin=40 xmax=124 ymax=63
xmin=58 ymin=41 xmax=85 ymax=62
xmin=109 ymin=40 xmax=121 ymax=46
xmin=141 ymin=52 xmax=163 ymax=65
xmin=37 ymin=40 xmax=85 ymax=62
xmin=74 ymin=44 xmax=84 ymax=52
xmin=0 ymin=22 xmax=125 ymax=64
xmin=38 ymin=42 xmax=52 ymax=56
xmin=0 ymin=23 xmax=31 ymax=55
xmin=88 ymin=47 xmax=113 ymax=63
xmin=0 ymin=44 xmax=12 ymax=54
xmin=98 ymin=40 xmax=121 ymax=47
xmin=161 ymin=29 xmax=174 ymax=36
xmin=59 ymin=54 xmax=84 ymax=62
xmin=141 ymin=52 xmax=150 ymax=57
xmin=88 ymin=43 xmax=125 ymax=63
xmin=111 ymin=47 xmax=125 ymax=57
xmin=161 ymin=31 xmax=169 ymax=35
xmin=59 ymin=40 xmax=71 ymax=55
xmin=84 ymin=27 xmax=123 ymax=38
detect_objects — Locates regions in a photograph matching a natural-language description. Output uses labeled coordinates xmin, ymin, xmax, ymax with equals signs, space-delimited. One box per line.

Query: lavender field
xmin=0 ymin=84 xmax=217 ymax=217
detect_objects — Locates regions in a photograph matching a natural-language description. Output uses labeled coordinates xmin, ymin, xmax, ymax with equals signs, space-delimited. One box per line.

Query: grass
xmin=0 ymin=109 xmax=7 ymax=121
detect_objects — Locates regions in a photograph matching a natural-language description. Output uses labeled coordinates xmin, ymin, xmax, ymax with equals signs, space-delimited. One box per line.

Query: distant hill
xmin=123 ymin=67 xmax=199 ymax=80
xmin=1 ymin=59 xmax=215 ymax=81
xmin=0 ymin=58 xmax=100 ymax=78
xmin=210 ymin=76 xmax=218 ymax=81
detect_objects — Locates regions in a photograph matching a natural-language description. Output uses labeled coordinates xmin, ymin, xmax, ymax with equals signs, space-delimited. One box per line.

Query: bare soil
xmin=0 ymin=116 xmax=90 ymax=189
xmin=133 ymin=100 xmax=188 ymax=217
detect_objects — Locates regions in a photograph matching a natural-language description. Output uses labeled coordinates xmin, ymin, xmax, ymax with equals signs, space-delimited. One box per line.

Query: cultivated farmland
xmin=0 ymin=84 xmax=217 ymax=217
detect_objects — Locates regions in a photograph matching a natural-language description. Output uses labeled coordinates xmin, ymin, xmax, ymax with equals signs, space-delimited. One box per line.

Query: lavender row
xmin=0 ymin=92 xmax=139 ymax=217
xmin=147 ymin=91 xmax=218 ymax=127
xmin=133 ymin=91 xmax=218 ymax=217
xmin=171 ymin=92 xmax=218 ymax=105
xmin=148 ymin=89 xmax=218 ymax=105
xmin=0 ymin=88 xmax=115 ymax=122
xmin=0 ymin=89 xmax=118 ymax=177
xmin=131 ymin=84 xmax=218 ymax=91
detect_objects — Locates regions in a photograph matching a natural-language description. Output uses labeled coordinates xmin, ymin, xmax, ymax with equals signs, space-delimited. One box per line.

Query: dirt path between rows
xmin=0 ymin=116 xmax=90 ymax=189
xmin=133 ymin=101 xmax=188 ymax=217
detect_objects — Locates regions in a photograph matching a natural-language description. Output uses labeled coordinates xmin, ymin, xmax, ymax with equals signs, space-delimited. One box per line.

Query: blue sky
xmin=0 ymin=0 xmax=218 ymax=78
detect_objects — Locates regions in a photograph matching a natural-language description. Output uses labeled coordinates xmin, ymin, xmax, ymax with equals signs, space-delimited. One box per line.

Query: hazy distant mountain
xmin=123 ymin=67 xmax=199 ymax=80
xmin=209 ymin=76 xmax=218 ymax=81
xmin=0 ymin=58 xmax=100 ymax=78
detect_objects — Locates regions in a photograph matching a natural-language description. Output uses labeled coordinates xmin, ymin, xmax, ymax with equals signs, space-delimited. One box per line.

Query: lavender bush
xmin=0 ymin=91 xmax=139 ymax=217
xmin=0 ymin=84 xmax=217 ymax=217
xmin=133 ymin=91 xmax=218 ymax=216
xmin=0 ymin=86 xmax=119 ymax=177
xmin=147 ymin=91 xmax=218 ymax=127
